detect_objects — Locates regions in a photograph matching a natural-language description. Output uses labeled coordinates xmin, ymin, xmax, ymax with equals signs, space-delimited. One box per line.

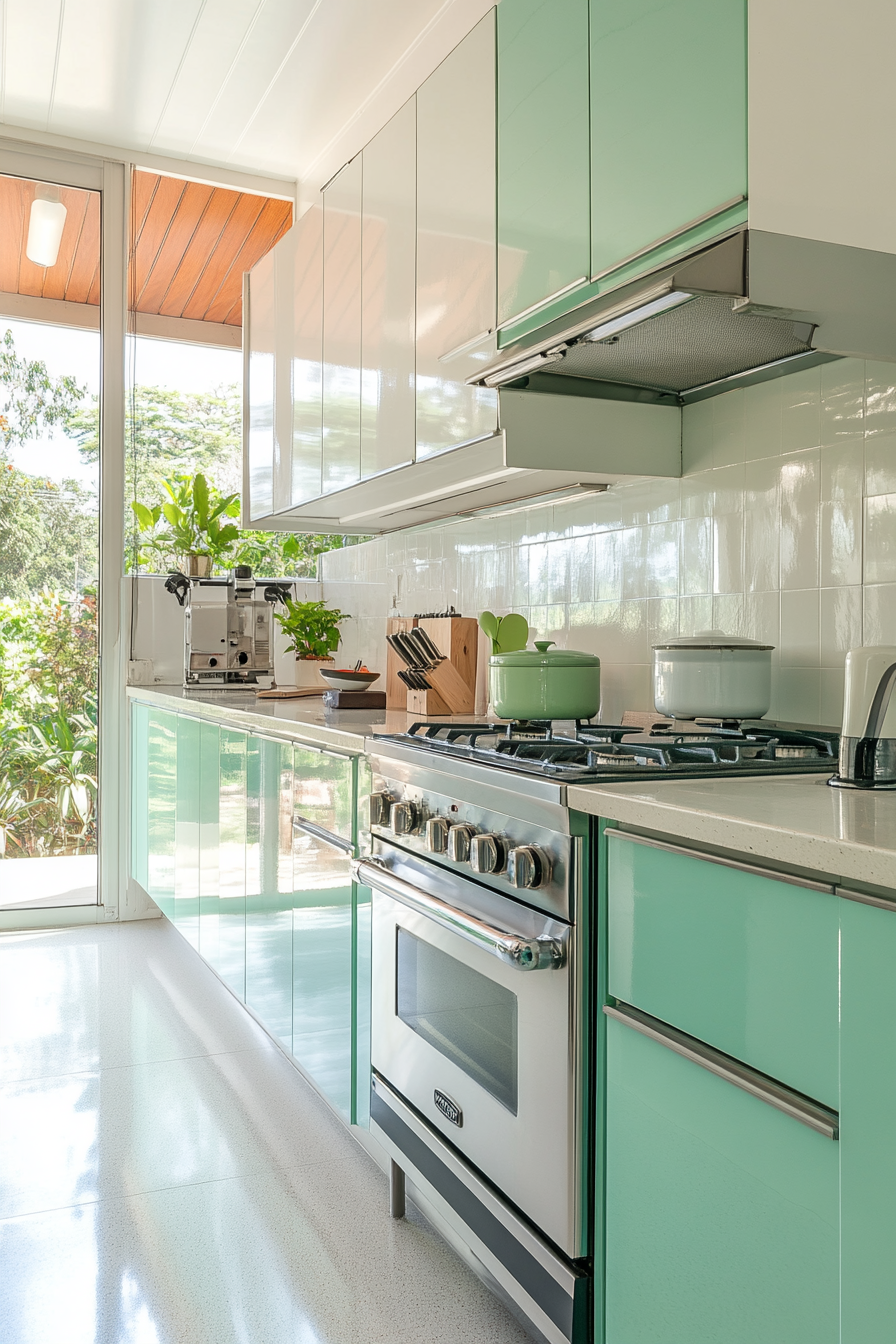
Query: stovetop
xmin=377 ymin=719 xmax=839 ymax=784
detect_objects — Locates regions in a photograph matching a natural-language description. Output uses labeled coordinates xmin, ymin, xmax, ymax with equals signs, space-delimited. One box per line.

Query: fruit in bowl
xmin=318 ymin=666 xmax=380 ymax=692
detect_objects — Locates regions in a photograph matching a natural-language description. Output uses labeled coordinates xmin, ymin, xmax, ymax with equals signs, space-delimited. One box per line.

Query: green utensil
xmin=478 ymin=610 xmax=500 ymax=641
xmin=495 ymin=612 xmax=529 ymax=654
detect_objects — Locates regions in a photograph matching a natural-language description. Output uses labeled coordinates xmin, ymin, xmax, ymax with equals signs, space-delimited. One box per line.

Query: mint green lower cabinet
xmin=246 ymin=738 xmax=294 ymax=1051
xmin=174 ymin=715 xmax=201 ymax=949
xmin=146 ymin=709 xmax=178 ymax=920
xmin=590 ymin=0 xmax=747 ymax=281
xmin=840 ymin=893 xmax=896 ymax=1343
xmin=607 ymin=835 xmax=839 ymax=1108
xmin=197 ymin=721 xmax=220 ymax=966
xmin=604 ymin=1017 xmax=839 ymax=1344
xmin=216 ymin=728 xmax=247 ymax=999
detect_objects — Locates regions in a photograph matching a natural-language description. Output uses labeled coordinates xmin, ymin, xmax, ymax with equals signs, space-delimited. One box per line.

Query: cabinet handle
xmin=354 ymin=858 xmax=567 ymax=972
xmin=293 ymin=814 xmax=355 ymax=855
xmin=605 ymin=827 xmax=834 ymax=894
xmin=604 ymin=1002 xmax=839 ymax=1140
xmin=837 ymin=885 xmax=896 ymax=912
xmin=499 ymin=275 xmax=589 ymax=330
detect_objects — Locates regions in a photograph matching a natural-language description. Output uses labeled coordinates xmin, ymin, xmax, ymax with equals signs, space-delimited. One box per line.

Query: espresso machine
xmin=165 ymin=566 xmax=289 ymax=688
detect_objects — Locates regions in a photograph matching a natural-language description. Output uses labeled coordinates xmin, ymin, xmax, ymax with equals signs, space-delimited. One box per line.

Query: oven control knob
xmin=470 ymin=833 xmax=507 ymax=875
xmin=425 ymin=817 xmax=450 ymax=854
xmin=390 ymin=800 xmax=419 ymax=835
xmin=369 ymin=792 xmax=392 ymax=827
xmin=507 ymin=845 xmax=550 ymax=890
xmin=447 ymin=823 xmax=475 ymax=864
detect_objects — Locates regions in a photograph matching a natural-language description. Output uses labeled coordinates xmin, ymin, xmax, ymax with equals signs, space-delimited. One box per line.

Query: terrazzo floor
xmin=0 ymin=918 xmax=531 ymax=1344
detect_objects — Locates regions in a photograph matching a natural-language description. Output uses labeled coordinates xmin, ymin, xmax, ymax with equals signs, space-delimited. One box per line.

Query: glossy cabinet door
xmin=416 ymin=13 xmax=498 ymax=459
xmin=497 ymin=0 xmax=590 ymax=329
xmin=197 ymin=720 xmax=220 ymax=967
xmin=293 ymin=745 xmax=355 ymax=1119
xmin=840 ymin=893 xmax=896 ymax=1343
xmin=361 ymin=99 xmax=416 ymax=480
xmin=291 ymin=203 xmax=324 ymax=506
xmin=246 ymin=737 xmax=294 ymax=1051
xmin=146 ymin=709 xmax=178 ymax=920
xmin=322 ymin=156 xmax=363 ymax=493
xmin=245 ymin=248 xmax=275 ymax=522
xmin=216 ymin=727 xmax=247 ymax=999
xmin=174 ymin=715 xmax=201 ymax=949
xmin=607 ymin=835 xmax=839 ymax=1107
xmin=604 ymin=1016 xmax=839 ymax=1344
xmin=590 ymin=0 xmax=747 ymax=280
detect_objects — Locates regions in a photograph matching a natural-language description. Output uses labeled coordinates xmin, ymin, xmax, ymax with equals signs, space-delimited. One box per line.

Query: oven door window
xmin=396 ymin=928 xmax=518 ymax=1114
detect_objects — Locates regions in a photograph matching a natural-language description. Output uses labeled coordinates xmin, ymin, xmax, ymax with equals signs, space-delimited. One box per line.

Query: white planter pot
xmin=294 ymin=657 xmax=335 ymax=689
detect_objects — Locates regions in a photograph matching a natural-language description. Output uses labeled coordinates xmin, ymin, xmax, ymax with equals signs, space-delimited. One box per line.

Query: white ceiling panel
xmin=2 ymin=0 xmax=63 ymax=126
xmin=147 ymin=0 xmax=265 ymax=155
xmin=0 ymin=0 xmax=495 ymax=191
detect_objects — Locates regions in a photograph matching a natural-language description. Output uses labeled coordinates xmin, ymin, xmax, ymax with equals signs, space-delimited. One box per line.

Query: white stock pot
xmin=653 ymin=630 xmax=774 ymax=720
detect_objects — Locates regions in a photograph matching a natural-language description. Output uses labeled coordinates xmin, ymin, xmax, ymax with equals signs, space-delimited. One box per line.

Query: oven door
xmin=362 ymin=840 xmax=583 ymax=1257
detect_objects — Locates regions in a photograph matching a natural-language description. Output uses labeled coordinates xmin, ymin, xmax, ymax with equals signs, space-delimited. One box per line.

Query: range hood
xmin=471 ymin=232 xmax=826 ymax=403
xmin=267 ymin=390 xmax=680 ymax=536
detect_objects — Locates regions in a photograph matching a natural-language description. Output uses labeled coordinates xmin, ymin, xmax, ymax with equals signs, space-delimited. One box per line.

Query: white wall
xmin=321 ymin=358 xmax=896 ymax=728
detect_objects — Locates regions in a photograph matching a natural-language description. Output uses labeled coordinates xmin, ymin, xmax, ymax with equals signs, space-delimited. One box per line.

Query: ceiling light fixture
xmin=26 ymin=187 xmax=67 ymax=268
xmin=582 ymin=290 xmax=693 ymax=344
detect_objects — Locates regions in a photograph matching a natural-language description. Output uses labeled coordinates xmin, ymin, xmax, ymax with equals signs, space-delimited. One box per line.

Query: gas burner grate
xmin=389 ymin=720 xmax=838 ymax=781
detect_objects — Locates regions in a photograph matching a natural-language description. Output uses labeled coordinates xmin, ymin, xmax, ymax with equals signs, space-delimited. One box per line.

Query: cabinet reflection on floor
xmin=0 ymin=919 xmax=528 ymax=1344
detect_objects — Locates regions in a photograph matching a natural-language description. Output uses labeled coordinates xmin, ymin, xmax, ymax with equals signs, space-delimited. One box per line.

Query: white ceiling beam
xmin=0 ymin=290 xmax=241 ymax=350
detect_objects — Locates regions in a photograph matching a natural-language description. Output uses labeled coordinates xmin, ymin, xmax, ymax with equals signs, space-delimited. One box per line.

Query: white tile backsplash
xmin=322 ymin=359 xmax=896 ymax=727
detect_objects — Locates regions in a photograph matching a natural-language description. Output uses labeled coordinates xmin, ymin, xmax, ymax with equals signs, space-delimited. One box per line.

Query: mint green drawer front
xmin=604 ymin=1017 xmax=839 ymax=1344
xmin=607 ymin=834 xmax=839 ymax=1107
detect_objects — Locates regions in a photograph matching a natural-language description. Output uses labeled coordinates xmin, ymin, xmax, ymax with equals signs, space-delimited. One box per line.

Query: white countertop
xmin=567 ymin=775 xmax=896 ymax=890
xmin=126 ymin=684 xmax=406 ymax=753
xmin=126 ymin=684 xmax=488 ymax=755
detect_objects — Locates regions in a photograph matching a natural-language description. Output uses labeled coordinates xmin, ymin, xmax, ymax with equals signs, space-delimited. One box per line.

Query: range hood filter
xmin=541 ymin=295 xmax=813 ymax=395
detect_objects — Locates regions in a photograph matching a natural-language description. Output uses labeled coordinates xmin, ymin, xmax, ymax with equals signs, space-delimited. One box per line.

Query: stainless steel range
xmin=360 ymin=718 xmax=839 ymax=1344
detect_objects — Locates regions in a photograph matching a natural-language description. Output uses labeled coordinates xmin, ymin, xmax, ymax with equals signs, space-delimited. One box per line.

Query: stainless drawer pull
xmin=354 ymin=858 xmax=567 ymax=972
xmin=605 ymin=827 xmax=834 ymax=894
xmin=293 ymin=815 xmax=355 ymax=855
xmin=604 ymin=1002 xmax=839 ymax=1140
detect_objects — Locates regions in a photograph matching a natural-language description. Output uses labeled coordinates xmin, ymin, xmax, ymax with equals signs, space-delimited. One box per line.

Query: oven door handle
xmin=353 ymin=858 xmax=567 ymax=972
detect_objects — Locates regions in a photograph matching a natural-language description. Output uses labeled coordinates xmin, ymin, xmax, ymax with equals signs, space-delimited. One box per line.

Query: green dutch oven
xmin=489 ymin=641 xmax=601 ymax=721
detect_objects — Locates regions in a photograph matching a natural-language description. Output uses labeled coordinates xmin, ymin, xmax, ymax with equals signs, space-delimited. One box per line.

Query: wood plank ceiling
xmin=0 ymin=170 xmax=292 ymax=329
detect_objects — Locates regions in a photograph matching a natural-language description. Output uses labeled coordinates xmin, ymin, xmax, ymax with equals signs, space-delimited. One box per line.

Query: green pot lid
xmin=490 ymin=640 xmax=600 ymax=668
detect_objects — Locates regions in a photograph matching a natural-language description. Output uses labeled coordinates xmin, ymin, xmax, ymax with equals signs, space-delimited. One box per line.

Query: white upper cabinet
xmin=361 ymin=99 xmax=417 ymax=480
xmin=415 ymin=13 xmax=498 ymax=460
xmin=245 ymin=248 xmax=275 ymax=523
xmin=290 ymin=203 xmax=323 ymax=507
xmin=322 ymin=156 xmax=363 ymax=494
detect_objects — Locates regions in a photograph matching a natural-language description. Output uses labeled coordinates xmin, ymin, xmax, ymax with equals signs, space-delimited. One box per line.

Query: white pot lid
xmin=653 ymin=628 xmax=775 ymax=651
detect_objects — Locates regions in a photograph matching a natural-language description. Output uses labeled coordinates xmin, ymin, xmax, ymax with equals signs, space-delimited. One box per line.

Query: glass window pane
xmin=397 ymin=929 xmax=518 ymax=1114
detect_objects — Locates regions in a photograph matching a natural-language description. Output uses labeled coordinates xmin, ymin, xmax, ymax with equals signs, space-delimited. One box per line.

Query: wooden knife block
xmin=405 ymin=617 xmax=478 ymax=717
xmin=385 ymin=617 xmax=418 ymax=709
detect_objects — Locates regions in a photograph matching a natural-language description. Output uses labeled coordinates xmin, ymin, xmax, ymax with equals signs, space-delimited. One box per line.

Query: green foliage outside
xmin=69 ymin=381 xmax=360 ymax=578
xmin=0 ymin=329 xmax=356 ymax=863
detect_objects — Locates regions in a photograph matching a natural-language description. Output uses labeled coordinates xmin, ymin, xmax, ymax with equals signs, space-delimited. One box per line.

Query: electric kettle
xmin=829 ymin=646 xmax=896 ymax=789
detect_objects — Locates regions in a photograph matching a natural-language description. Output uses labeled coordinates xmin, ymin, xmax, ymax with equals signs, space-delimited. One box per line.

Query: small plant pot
xmin=294 ymin=657 xmax=335 ymax=689
xmin=186 ymin=553 xmax=212 ymax=578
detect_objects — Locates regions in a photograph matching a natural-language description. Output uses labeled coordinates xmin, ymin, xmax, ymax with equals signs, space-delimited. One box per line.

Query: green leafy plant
xmin=26 ymin=707 xmax=97 ymax=842
xmin=132 ymin=472 xmax=240 ymax=568
xmin=273 ymin=598 xmax=348 ymax=660
xmin=0 ymin=747 xmax=40 ymax=856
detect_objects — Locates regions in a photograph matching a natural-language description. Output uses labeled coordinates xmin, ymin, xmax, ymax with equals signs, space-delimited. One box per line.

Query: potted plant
xmin=273 ymin=598 xmax=349 ymax=688
xmin=132 ymin=473 xmax=240 ymax=576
